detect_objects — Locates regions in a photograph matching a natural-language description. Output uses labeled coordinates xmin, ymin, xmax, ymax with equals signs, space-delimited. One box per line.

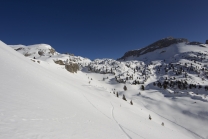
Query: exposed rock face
xmin=206 ymin=40 xmax=208 ymax=44
xmin=54 ymin=60 xmax=65 ymax=65
xmin=118 ymin=37 xmax=188 ymax=60
xmin=65 ymin=62 xmax=79 ymax=73
xmin=15 ymin=47 xmax=24 ymax=51
xmin=24 ymin=53 xmax=31 ymax=57
xmin=38 ymin=51 xmax=44 ymax=56
xmin=64 ymin=52 xmax=74 ymax=56
xmin=49 ymin=48 xmax=56 ymax=55
xmin=188 ymin=41 xmax=202 ymax=45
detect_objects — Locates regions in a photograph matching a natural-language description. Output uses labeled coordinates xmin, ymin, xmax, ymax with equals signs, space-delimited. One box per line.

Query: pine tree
xmin=130 ymin=100 xmax=133 ymax=105
xmin=122 ymin=94 xmax=127 ymax=101
xmin=116 ymin=92 xmax=119 ymax=97
xmin=123 ymin=85 xmax=127 ymax=91
xmin=149 ymin=115 xmax=152 ymax=120
xmin=161 ymin=122 xmax=164 ymax=126
xmin=189 ymin=84 xmax=192 ymax=89
xmin=163 ymin=84 xmax=167 ymax=89
xmin=141 ymin=85 xmax=144 ymax=90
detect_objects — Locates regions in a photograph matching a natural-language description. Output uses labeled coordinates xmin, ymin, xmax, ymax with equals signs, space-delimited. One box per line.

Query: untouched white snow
xmin=0 ymin=40 xmax=208 ymax=139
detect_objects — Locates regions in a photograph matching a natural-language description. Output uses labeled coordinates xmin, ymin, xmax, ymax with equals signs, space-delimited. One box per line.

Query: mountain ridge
xmin=118 ymin=37 xmax=189 ymax=60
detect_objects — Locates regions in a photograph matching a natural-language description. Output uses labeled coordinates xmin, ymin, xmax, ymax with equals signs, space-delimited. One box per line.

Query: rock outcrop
xmin=54 ymin=60 xmax=65 ymax=65
xmin=188 ymin=41 xmax=202 ymax=45
xmin=38 ymin=51 xmax=44 ymax=56
xmin=49 ymin=48 xmax=56 ymax=55
xmin=206 ymin=40 xmax=208 ymax=44
xmin=65 ymin=62 xmax=79 ymax=73
xmin=64 ymin=52 xmax=74 ymax=56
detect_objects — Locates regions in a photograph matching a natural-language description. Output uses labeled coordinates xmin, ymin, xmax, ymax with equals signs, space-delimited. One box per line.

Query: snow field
xmin=0 ymin=40 xmax=207 ymax=138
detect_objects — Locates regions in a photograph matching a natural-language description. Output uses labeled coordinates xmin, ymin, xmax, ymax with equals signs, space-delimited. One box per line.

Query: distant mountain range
xmin=10 ymin=37 xmax=208 ymax=101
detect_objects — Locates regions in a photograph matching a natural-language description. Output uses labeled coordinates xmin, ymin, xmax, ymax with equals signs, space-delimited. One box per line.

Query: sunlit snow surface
xmin=0 ymin=41 xmax=207 ymax=139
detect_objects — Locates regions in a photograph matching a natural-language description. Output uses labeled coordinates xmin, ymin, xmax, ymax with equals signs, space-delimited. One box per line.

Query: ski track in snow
xmin=110 ymin=102 xmax=132 ymax=139
xmin=139 ymin=101 xmax=205 ymax=139
xmin=81 ymin=88 xmax=140 ymax=139
xmin=81 ymin=93 xmax=111 ymax=120
xmin=82 ymin=89 xmax=145 ymax=139
xmin=121 ymin=126 xmax=146 ymax=139
xmin=2 ymin=41 xmax=208 ymax=138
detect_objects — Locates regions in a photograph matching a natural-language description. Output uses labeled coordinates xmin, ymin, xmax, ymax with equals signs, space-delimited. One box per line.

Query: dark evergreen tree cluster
xmin=132 ymin=80 xmax=140 ymax=85
xmin=154 ymin=78 xmax=208 ymax=92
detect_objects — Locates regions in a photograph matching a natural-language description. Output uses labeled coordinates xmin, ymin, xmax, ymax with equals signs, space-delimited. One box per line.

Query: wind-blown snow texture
xmin=0 ymin=40 xmax=208 ymax=139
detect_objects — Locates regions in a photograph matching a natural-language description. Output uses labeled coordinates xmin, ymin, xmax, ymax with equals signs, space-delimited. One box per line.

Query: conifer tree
xmin=123 ymin=85 xmax=127 ymax=91
xmin=122 ymin=94 xmax=127 ymax=101
xmin=163 ymin=84 xmax=167 ymax=89
xmin=141 ymin=85 xmax=144 ymax=90
xmin=149 ymin=115 xmax=152 ymax=120
xmin=130 ymin=100 xmax=133 ymax=105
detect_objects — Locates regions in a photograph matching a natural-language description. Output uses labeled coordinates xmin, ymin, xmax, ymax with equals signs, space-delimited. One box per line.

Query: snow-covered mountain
xmin=10 ymin=44 xmax=59 ymax=57
xmin=119 ymin=37 xmax=189 ymax=60
xmin=10 ymin=43 xmax=91 ymax=64
xmin=88 ymin=39 xmax=208 ymax=101
xmin=1 ymin=38 xmax=208 ymax=139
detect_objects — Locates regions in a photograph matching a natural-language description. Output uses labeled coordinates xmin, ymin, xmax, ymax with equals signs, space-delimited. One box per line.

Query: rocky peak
xmin=10 ymin=44 xmax=59 ymax=58
xmin=118 ymin=37 xmax=188 ymax=60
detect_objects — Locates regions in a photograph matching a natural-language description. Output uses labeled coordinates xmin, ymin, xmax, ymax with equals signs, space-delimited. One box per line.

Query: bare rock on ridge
xmin=119 ymin=37 xmax=188 ymax=60
xmin=65 ymin=62 xmax=79 ymax=73
xmin=54 ymin=60 xmax=65 ymax=65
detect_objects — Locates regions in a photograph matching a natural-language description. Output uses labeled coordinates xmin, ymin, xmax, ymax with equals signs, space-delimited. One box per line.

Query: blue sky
xmin=0 ymin=0 xmax=208 ymax=59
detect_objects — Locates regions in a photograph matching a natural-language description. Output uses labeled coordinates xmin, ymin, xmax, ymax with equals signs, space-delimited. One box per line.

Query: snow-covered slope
xmin=86 ymin=39 xmax=208 ymax=139
xmin=1 ymin=39 xmax=208 ymax=139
